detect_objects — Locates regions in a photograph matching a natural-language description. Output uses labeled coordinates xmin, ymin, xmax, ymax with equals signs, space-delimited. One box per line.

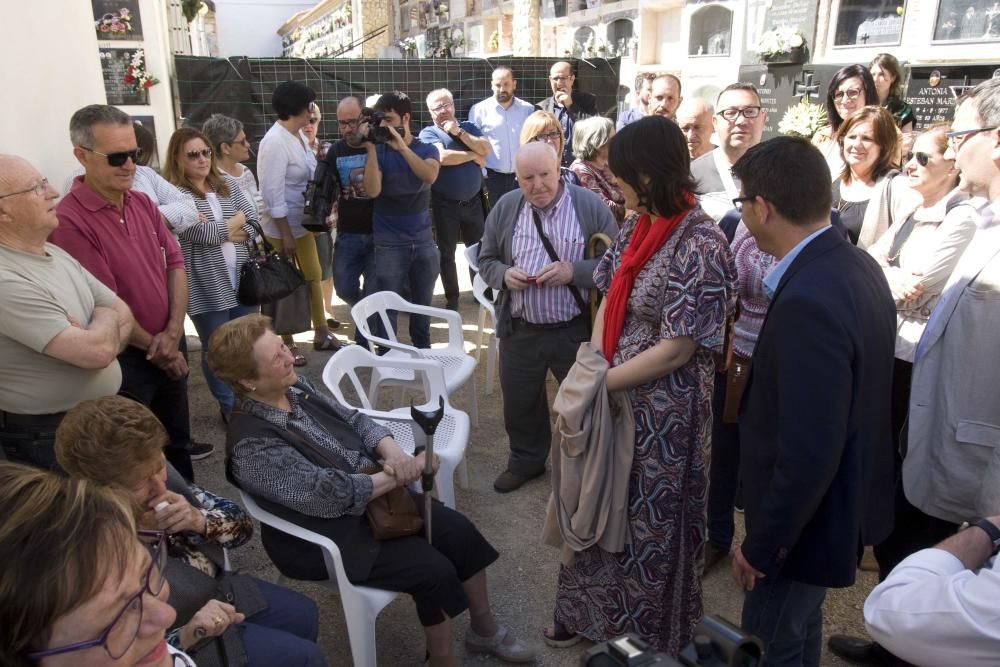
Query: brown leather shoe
xmin=493 ymin=469 xmax=543 ymax=493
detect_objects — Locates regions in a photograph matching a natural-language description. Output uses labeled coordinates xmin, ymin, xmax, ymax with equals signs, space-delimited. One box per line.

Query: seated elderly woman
xmin=569 ymin=116 xmax=626 ymax=227
xmin=207 ymin=314 xmax=535 ymax=667
xmin=520 ymin=110 xmax=581 ymax=187
xmin=54 ymin=395 xmax=326 ymax=667
xmin=0 ymin=461 xmax=194 ymax=666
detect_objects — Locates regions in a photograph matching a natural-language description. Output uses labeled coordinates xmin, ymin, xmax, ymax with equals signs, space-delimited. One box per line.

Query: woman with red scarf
xmin=544 ymin=116 xmax=738 ymax=655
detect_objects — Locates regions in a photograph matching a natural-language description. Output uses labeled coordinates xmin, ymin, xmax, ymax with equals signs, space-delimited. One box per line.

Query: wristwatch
xmin=960 ymin=517 xmax=1000 ymax=556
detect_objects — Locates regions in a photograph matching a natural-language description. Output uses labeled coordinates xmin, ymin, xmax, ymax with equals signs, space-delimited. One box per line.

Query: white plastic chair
xmin=322 ymin=345 xmax=471 ymax=508
xmin=351 ymin=291 xmax=479 ymax=427
xmin=463 ymin=241 xmax=480 ymax=273
xmin=239 ymin=491 xmax=398 ymax=667
xmin=471 ymin=274 xmax=499 ymax=396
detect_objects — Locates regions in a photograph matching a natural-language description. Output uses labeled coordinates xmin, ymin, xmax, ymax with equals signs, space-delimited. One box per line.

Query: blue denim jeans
xmin=333 ymin=232 xmax=375 ymax=348
xmin=741 ymin=571 xmax=827 ymax=667
xmin=374 ymin=240 xmax=440 ymax=349
xmin=236 ymin=578 xmax=326 ymax=667
xmin=190 ymin=304 xmax=255 ymax=415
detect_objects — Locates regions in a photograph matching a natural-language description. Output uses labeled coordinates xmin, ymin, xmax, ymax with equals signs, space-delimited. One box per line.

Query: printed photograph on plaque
xmin=93 ymin=0 xmax=143 ymax=40
xmin=933 ymin=0 xmax=1000 ymax=42
xmin=100 ymin=48 xmax=148 ymax=105
xmin=833 ymin=0 xmax=906 ymax=46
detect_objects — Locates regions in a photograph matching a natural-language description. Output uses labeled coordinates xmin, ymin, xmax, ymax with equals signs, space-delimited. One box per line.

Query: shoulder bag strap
xmin=530 ymin=208 xmax=589 ymax=318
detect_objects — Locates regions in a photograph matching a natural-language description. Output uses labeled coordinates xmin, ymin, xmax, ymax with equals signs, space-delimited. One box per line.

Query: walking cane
xmin=411 ymin=396 xmax=444 ymax=545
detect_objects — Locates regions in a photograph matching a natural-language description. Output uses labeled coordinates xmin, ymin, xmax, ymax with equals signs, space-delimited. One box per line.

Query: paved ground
xmin=183 ymin=246 xmax=876 ymax=666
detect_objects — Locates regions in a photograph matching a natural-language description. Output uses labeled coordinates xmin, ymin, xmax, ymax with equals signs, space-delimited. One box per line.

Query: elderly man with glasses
xmin=536 ymin=61 xmax=597 ymax=167
xmin=50 ymin=104 xmax=202 ymax=481
xmin=420 ymin=88 xmax=492 ymax=310
xmin=0 ymin=153 xmax=133 ymax=470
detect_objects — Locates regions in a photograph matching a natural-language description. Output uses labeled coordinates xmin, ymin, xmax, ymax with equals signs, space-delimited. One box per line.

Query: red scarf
xmin=602 ymin=206 xmax=690 ymax=362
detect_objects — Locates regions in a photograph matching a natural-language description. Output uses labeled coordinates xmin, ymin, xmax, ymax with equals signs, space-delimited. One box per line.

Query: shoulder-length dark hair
xmin=162 ymin=127 xmax=230 ymax=198
xmin=836 ymin=106 xmax=899 ymax=184
xmin=608 ymin=115 xmax=695 ymax=217
xmin=826 ymin=65 xmax=879 ymax=132
xmin=870 ymin=53 xmax=905 ymax=99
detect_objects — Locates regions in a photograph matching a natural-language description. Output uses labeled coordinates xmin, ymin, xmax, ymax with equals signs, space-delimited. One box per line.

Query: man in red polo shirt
xmin=50 ymin=105 xmax=208 ymax=480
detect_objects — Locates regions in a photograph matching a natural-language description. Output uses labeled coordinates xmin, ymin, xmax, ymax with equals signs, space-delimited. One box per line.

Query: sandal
xmin=466 ymin=624 xmax=537 ymax=663
xmin=313 ymin=334 xmax=348 ymax=351
xmin=288 ymin=344 xmax=308 ymax=367
xmin=326 ymin=317 xmax=342 ymax=330
xmin=542 ymin=618 xmax=582 ymax=649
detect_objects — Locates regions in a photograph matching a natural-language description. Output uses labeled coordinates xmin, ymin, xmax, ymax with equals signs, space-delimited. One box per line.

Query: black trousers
xmin=431 ymin=192 xmax=485 ymax=303
xmin=708 ymin=370 xmax=741 ymax=551
xmin=498 ymin=317 xmax=588 ymax=476
xmin=485 ymin=170 xmax=517 ymax=206
xmin=118 ymin=344 xmax=195 ymax=481
xmin=0 ymin=411 xmax=66 ymax=471
xmin=361 ymin=495 xmax=499 ymax=626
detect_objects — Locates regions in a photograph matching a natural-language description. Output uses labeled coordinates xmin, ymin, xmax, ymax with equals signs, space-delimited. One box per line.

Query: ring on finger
xmin=213 ymin=615 xmax=224 ymax=627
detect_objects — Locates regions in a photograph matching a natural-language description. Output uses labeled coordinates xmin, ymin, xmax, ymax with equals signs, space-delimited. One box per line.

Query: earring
xmin=249 ymin=386 xmax=256 ymax=392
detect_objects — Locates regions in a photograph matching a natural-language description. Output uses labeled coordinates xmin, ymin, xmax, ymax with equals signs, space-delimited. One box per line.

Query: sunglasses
xmin=905 ymin=151 xmax=931 ymax=167
xmin=80 ymin=146 xmax=143 ymax=167
xmin=308 ymin=116 xmax=320 ymax=124
xmin=833 ymin=88 xmax=863 ymax=102
xmin=186 ymin=148 xmax=213 ymax=160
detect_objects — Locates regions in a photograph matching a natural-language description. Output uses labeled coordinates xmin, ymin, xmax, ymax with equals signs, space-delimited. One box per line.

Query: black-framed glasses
xmin=337 ymin=117 xmax=362 ymax=128
xmin=549 ymin=75 xmax=571 ymax=82
xmin=186 ymin=148 xmax=213 ymax=160
xmin=718 ymin=106 xmax=762 ymax=122
xmin=732 ymin=195 xmax=757 ymax=211
xmin=532 ymin=131 xmax=562 ymax=143
xmin=79 ymin=146 xmax=143 ymax=167
xmin=27 ymin=531 xmax=168 ymax=662
xmin=430 ymin=101 xmax=454 ymax=113
xmin=0 ymin=178 xmax=50 ymax=199
xmin=946 ymin=126 xmax=998 ymax=149
xmin=832 ymin=88 xmax=863 ymax=102
xmin=905 ymin=151 xmax=932 ymax=167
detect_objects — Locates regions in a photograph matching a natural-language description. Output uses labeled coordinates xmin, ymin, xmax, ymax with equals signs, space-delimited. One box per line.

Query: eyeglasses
xmin=337 ymin=117 xmax=362 ymax=128
xmin=430 ymin=101 xmax=454 ymax=113
xmin=549 ymin=75 xmax=572 ymax=83
xmin=0 ymin=178 xmax=50 ymax=199
xmin=532 ymin=131 xmax=563 ymax=143
xmin=186 ymin=148 xmax=213 ymax=160
xmin=229 ymin=137 xmax=250 ymax=147
xmin=27 ymin=531 xmax=168 ymax=662
xmin=832 ymin=88 xmax=863 ymax=102
xmin=905 ymin=151 xmax=932 ymax=167
xmin=308 ymin=117 xmax=320 ymax=124
xmin=731 ymin=195 xmax=758 ymax=211
xmin=946 ymin=126 xmax=998 ymax=150
xmin=718 ymin=106 xmax=763 ymax=122
xmin=79 ymin=146 xmax=143 ymax=167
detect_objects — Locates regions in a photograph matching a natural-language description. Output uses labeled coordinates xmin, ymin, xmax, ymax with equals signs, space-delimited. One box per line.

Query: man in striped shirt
xmin=478 ymin=142 xmax=618 ymax=493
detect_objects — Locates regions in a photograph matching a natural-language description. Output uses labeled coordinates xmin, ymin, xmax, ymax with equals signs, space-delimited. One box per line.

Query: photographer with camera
xmin=361 ymin=91 xmax=441 ymax=348
xmin=321 ymin=96 xmax=377 ymax=349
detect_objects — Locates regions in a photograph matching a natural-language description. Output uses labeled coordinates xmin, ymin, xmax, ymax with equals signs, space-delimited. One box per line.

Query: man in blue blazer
xmin=729 ymin=136 xmax=897 ymax=667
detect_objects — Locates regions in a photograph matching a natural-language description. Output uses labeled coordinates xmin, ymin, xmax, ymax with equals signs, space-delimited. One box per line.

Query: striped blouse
xmin=177 ymin=174 xmax=257 ymax=316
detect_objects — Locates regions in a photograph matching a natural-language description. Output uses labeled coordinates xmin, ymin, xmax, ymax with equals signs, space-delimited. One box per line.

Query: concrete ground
xmin=183 ymin=245 xmax=876 ymax=666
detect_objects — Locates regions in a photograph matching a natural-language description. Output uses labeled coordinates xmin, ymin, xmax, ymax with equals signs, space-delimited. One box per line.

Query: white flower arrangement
xmin=396 ymin=37 xmax=418 ymax=54
xmin=754 ymin=27 xmax=806 ymax=59
xmin=778 ymin=98 xmax=827 ymax=139
xmin=124 ymin=49 xmax=159 ymax=92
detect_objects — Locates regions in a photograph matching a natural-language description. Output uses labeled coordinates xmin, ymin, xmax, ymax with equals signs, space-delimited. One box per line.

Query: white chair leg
xmin=468 ymin=375 xmax=479 ymax=428
xmin=344 ymin=608 xmax=379 ymax=667
xmin=476 ymin=306 xmax=487 ymax=360
xmin=485 ymin=334 xmax=496 ymax=396
xmin=458 ymin=457 xmax=469 ymax=490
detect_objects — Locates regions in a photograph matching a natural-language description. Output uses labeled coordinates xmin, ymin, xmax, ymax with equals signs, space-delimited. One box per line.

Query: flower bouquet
xmin=95 ymin=8 xmax=134 ymax=37
xmin=396 ymin=37 xmax=418 ymax=56
xmin=755 ymin=27 xmax=806 ymax=64
xmin=124 ymin=49 xmax=160 ymax=93
xmin=778 ymin=98 xmax=827 ymax=139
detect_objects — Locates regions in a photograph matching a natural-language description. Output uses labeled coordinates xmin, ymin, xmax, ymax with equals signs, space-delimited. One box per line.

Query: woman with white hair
xmin=569 ymin=116 xmax=626 ymax=226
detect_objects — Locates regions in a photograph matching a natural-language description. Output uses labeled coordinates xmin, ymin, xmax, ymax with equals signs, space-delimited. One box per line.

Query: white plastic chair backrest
xmin=464 ymin=242 xmax=481 ymax=273
xmin=239 ymin=491 xmax=348 ymax=586
xmin=472 ymin=273 xmax=497 ymax=310
xmin=350 ymin=291 xmax=411 ymax=350
xmin=321 ymin=345 xmax=451 ymax=411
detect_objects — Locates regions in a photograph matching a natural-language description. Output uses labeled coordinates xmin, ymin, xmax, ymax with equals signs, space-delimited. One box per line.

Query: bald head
xmin=0 ymin=154 xmax=31 ymax=192
xmin=0 ymin=154 xmax=59 ymax=250
xmin=675 ymin=98 xmax=715 ymax=160
xmin=516 ymin=142 xmax=561 ymax=209
xmin=337 ymin=96 xmax=364 ymax=145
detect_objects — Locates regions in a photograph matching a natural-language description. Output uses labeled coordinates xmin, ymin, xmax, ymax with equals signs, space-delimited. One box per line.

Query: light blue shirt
xmin=468 ymin=96 xmax=536 ymax=173
xmin=762 ymin=225 xmax=832 ymax=299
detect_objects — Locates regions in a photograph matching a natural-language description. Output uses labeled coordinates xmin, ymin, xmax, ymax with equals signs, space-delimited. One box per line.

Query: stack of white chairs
xmin=463 ymin=242 xmax=499 ymax=395
xmin=351 ymin=291 xmax=479 ymax=428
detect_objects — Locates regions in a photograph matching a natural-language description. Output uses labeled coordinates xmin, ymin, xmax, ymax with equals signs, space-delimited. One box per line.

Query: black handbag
xmin=261 ymin=277 xmax=313 ymax=335
xmin=237 ymin=222 xmax=306 ymax=306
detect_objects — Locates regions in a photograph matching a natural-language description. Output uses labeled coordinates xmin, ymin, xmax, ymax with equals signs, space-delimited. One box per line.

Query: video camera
xmin=581 ymin=616 xmax=763 ymax=667
xmin=301 ymin=159 xmax=334 ymax=233
xmin=359 ymin=107 xmax=392 ymax=144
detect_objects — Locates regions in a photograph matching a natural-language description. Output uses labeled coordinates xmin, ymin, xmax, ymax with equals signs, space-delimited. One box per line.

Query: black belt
xmin=0 ymin=410 xmax=66 ymax=429
xmin=512 ymin=315 xmax=587 ymax=331
xmin=433 ymin=192 xmax=480 ymax=206
xmin=485 ymin=169 xmax=514 ymax=177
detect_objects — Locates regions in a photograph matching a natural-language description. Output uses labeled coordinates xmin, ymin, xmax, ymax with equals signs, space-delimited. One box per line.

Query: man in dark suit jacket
xmin=536 ymin=61 xmax=596 ymax=167
xmin=729 ymin=136 xmax=896 ymax=667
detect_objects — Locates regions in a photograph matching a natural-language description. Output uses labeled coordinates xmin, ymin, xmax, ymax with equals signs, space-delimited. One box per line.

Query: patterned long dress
xmin=554 ymin=207 xmax=738 ymax=655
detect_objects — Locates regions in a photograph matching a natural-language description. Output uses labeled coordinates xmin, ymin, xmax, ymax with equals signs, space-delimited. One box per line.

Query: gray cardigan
xmin=478 ymin=184 xmax=619 ymax=338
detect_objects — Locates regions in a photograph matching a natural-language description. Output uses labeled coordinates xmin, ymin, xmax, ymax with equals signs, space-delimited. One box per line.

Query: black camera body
xmin=301 ymin=159 xmax=334 ymax=233
xmin=360 ymin=107 xmax=392 ymax=144
xmin=581 ymin=616 xmax=764 ymax=667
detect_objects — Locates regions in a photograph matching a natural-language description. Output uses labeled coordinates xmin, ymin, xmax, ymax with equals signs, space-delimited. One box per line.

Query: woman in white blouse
xmin=163 ymin=127 xmax=257 ymax=420
xmin=257 ymin=81 xmax=342 ymax=365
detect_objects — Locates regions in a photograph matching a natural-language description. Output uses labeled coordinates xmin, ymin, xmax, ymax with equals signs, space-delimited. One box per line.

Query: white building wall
xmin=215 ymin=0 xmax=316 ymax=56
xmin=0 ymin=0 xmax=175 ymax=191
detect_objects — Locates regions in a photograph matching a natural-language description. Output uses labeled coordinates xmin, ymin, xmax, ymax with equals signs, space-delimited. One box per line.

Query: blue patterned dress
xmin=554 ymin=207 xmax=738 ymax=655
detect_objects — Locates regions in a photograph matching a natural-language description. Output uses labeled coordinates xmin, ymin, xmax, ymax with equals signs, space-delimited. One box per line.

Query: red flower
xmin=144 ymin=80 xmax=154 ymax=88
xmin=99 ymin=24 xmax=109 ymax=31
xmin=124 ymin=75 xmax=134 ymax=84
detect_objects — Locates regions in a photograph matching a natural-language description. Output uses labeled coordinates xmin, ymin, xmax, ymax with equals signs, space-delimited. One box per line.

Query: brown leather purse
xmin=359 ymin=467 xmax=424 ymax=541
